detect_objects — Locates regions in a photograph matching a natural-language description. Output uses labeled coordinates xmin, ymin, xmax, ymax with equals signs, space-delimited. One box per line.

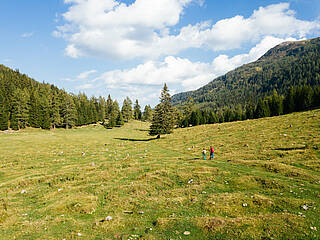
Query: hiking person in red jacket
xmin=209 ymin=146 xmax=214 ymax=160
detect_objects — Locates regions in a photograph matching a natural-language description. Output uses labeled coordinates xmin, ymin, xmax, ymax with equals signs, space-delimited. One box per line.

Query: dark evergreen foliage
xmin=172 ymin=37 xmax=320 ymax=110
xmin=179 ymin=85 xmax=320 ymax=127
xmin=149 ymin=84 xmax=176 ymax=138
xmin=0 ymin=64 xmax=140 ymax=130
xmin=133 ymin=99 xmax=142 ymax=120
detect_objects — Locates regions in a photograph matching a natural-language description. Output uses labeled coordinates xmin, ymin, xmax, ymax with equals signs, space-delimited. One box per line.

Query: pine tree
xmin=28 ymin=90 xmax=41 ymax=128
xmin=51 ymin=91 xmax=62 ymax=129
xmin=106 ymin=94 xmax=113 ymax=120
xmin=284 ymin=86 xmax=295 ymax=114
xmin=149 ymin=84 xmax=176 ymax=138
xmin=269 ymin=89 xmax=283 ymax=116
xmin=39 ymin=88 xmax=51 ymax=129
xmin=61 ymin=94 xmax=77 ymax=129
xmin=116 ymin=111 xmax=124 ymax=126
xmin=0 ymin=92 xmax=9 ymax=130
xmin=255 ymin=98 xmax=270 ymax=118
xmin=121 ymin=97 xmax=133 ymax=122
xmin=98 ymin=96 xmax=106 ymax=122
xmin=133 ymin=99 xmax=142 ymax=120
xmin=142 ymin=105 xmax=153 ymax=122
xmin=10 ymin=89 xmax=30 ymax=130
xmin=108 ymin=100 xmax=120 ymax=128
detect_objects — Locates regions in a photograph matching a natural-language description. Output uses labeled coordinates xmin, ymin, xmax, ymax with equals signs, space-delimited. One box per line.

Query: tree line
xmin=179 ymin=85 xmax=320 ymax=127
xmin=0 ymin=65 xmax=153 ymax=131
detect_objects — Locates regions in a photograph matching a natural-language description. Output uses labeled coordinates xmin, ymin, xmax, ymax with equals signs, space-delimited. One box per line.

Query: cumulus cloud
xmin=55 ymin=1 xmax=319 ymax=60
xmin=72 ymin=36 xmax=292 ymax=106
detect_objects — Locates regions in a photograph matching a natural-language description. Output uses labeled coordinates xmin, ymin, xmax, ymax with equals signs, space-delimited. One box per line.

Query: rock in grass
xmin=310 ymin=226 xmax=317 ymax=231
xmin=188 ymin=179 xmax=193 ymax=184
xmin=20 ymin=189 xmax=27 ymax=194
xmin=183 ymin=231 xmax=191 ymax=235
xmin=301 ymin=205 xmax=308 ymax=210
xmin=242 ymin=203 xmax=248 ymax=207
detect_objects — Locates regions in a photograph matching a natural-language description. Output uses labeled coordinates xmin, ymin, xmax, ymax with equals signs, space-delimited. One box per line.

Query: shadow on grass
xmin=275 ymin=146 xmax=307 ymax=151
xmin=134 ymin=128 xmax=149 ymax=132
xmin=115 ymin=137 xmax=157 ymax=142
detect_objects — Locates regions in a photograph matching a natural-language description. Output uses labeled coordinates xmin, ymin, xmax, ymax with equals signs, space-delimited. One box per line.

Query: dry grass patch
xmin=203 ymin=192 xmax=275 ymax=217
xmin=197 ymin=213 xmax=309 ymax=239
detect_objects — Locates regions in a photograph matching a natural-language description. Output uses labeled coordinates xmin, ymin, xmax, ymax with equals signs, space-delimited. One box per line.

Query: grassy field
xmin=0 ymin=109 xmax=319 ymax=239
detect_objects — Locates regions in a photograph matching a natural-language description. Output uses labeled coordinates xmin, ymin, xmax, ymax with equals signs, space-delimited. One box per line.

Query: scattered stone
xmin=310 ymin=226 xmax=317 ymax=231
xmin=244 ymin=144 xmax=249 ymax=147
xmin=242 ymin=203 xmax=248 ymax=207
xmin=58 ymin=188 xmax=63 ymax=192
xmin=77 ymin=233 xmax=82 ymax=236
xmin=139 ymin=211 xmax=144 ymax=214
xmin=187 ymin=148 xmax=191 ymax=150
xmin=201 ymin=191 xmax=207 ymax=194
xmin=283 ymin=134 xmax=287 ymax=137
xmin=183 ymin=231 xmax=191 ymax=235
xmin=301 ymin=205 xmax=308 ymax=210
xmin=82 ymin=152 xmax=86 ymax=156
xmin=188 ymin=179 xmax=194 ymax=184
xmin=22 ymin=213 xmax=28 ymax=216
xmin=105 ymin=216 xmax=113 ymax=221
xmin=20 ymin=189 xmax=27 ymax=194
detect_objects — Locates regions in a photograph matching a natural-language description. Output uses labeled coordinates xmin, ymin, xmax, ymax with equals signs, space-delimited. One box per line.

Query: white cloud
xmin=55 ymin=1 xmax=319 ymax=60
xmin=21 ymin=32 xmax=34 ymax=38
xmin=77 ymin=69 xmax=97 ymax=79
xmin=75 ymin=36 xmax=291 ymax=106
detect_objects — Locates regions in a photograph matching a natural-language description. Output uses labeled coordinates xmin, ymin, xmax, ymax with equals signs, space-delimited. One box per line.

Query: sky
xmin=1 ymin=0 xmax=320 ymax=107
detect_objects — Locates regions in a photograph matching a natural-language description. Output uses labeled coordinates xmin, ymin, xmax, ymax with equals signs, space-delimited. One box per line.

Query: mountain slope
xmin=171 ymin=37 xmax=320 ymax=109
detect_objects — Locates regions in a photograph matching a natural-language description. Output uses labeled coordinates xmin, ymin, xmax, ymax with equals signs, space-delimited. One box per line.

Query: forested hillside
xmin=171 ymin=37 xmax=320 ymax=109
xmin=0 ymin=65 xmax=128 ymax=131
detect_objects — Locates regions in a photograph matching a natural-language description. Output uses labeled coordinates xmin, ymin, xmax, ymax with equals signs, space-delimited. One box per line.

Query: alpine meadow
xmin=1 ymin=0 xmax=320 ymax=239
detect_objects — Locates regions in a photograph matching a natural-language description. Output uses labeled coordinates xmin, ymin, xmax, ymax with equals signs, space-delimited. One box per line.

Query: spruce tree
xmin=61 ymin=94 xmax=77 ymax=129
xmin=108 ymin=100 xmax=120 ymax=128
xmin=106 ymin=95 xmax=113 ymax=120
xmin=121 ymin=97 xmax=133 ymax=122
xmin=142 ymin=105 xmax=153 ymax=122
xmin=0 ymin=92 xmax=9 ymax=130
xmin=133 ymin=99 xmax=142 ymax=120
xmin=149 ymin=84 xmax=176 ymax=138
xmin=10 ymin=89 xmax=29 ymax=130
xmin=116 ymin=111 xmax=124 ymax=126
xmin=98 ymin=96 xmax=106 ymax=122
xmin=51 ymin=92 xmax=62 ymax=129
xmin=28 ymin=90 xmax=41 ymax=128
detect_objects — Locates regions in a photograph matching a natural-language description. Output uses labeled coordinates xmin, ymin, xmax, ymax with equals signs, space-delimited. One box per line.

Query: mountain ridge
xmin=171 ymin=37 xmax=320 ymax=109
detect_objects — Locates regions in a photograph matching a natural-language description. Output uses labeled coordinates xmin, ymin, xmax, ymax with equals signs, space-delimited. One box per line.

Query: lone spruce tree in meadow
xmin=149 ymin=83 xmax=176 ymax=138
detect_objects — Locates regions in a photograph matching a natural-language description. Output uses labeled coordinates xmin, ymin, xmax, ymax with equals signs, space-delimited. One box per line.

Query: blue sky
xmin=1 ymin=0 xmax=319 ymax=107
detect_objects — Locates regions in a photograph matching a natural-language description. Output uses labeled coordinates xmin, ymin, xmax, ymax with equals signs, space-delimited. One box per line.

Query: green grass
xmin=0 ymin=110 xmax=320 ymax=239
